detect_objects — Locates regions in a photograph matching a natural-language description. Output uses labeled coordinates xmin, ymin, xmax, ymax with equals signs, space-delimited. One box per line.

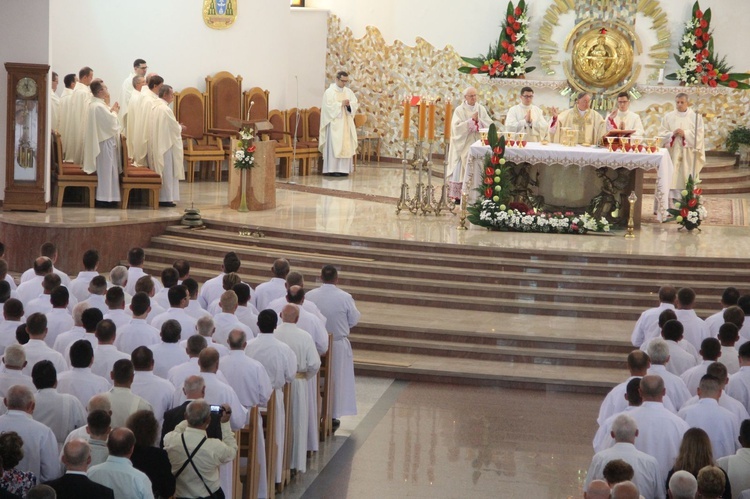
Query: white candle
xmin=658 ymin=69 xmax=665 ymax=84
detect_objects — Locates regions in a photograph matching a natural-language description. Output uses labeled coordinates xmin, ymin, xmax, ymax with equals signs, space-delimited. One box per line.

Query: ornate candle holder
xmin=409 ymin=139 xmax=426 ymax=214
xmin=625 ymin=191 xmax=637 ymax=239
xmin=435 ymin=143 xmax=456 ymax=216
xmin=396 ymin=139 xmax=413 ymax=214
xmin=421 ymin=140 xmax=438 ymax=215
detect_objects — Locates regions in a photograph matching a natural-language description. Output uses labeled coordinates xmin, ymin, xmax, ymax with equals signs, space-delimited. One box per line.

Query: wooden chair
xmin=51 ymin=131 xmax=97 ymax=207
xmin=305 ymin=107 xmax=322 ymax=173
xmin=319 ymin=334 xmax=334 ymax=441
xmin=233 ymin=405 xmax=260 ymax=499
xmin=174 ymin=87 xmax=225 ymax=182
xmin=262 ymin=390 xmax=277 ymax=497
xmin=353 ymin=114 xmax=367 ymax=169
xmin=205 ymin=71 xmax=243 ymax=161
xmin=119 ymin=135 xmax=161 ymax=209
xmin=287 ymin=108 xmax=318 ymax=176
xmin=281 ymin=382 xmax=293 ymax=487
xmin=242 ymin=87 xmax=270 ymax=123
xmin=265 ymin=110 xmax=293 ymax=178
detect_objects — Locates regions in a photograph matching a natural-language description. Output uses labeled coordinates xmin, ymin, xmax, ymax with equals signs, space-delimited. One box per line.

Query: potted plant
xmin=725 ymin=125 xmax=750 ymax=166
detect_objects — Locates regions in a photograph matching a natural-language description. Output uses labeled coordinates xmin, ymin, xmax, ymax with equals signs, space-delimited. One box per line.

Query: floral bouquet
xmin=665 ymin=175 xmax=707 ymax=231
xmin=233 ymin=127 xmax=257 ymax=170
xmin=458 ymin=0 xmax=534 ymax=78
xmin=666 ymin=1 xmax=750 ymax=88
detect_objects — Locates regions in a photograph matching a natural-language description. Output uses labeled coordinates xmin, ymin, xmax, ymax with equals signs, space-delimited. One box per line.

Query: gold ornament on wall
xmin=203 ymin=0 xmax=236 ymax=30
xmin=572 ymin=28 xmax=632 ymax=88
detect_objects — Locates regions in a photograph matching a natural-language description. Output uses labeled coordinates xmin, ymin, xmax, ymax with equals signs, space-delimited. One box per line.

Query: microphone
xmin=246 ymin=100 xmax=255 ymax=121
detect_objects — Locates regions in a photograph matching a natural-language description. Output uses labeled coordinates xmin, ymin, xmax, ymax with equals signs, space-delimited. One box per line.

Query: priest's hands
xmin=549 ymin=107 xmax=559 ymax=118
xmin=342 ymin=99 xmax=350 ymax=106
xmin=608 ymin=108 xmax=618 ymax=120
xmin=471 ymin=111 xmax=479 ymax=121
xmin=111 ymin=102 xmax=120 ymax=114
xmin=525 ymin=109 xmax=532 ymax=124
xmin=674 ymin=128 xmax=685 ymax=138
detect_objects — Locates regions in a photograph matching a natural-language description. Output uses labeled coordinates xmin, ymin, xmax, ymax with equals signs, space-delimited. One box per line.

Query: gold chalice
xmin=631 ymin=136 xmax=642 ymax=153
xmin=649 ymin=136 xmax=660 ymax=153
xmin=620 ymin=136 xmax=630 ymax=153
xmin=566 ymin=129 xmax=577 ymax=147
xmin=507 ymin=132 xmax=516 ymax=147
xmin=606 ymin=136 xmax=615 ymax=152
xmin=517 ymin=132 xmax=526 ymax=148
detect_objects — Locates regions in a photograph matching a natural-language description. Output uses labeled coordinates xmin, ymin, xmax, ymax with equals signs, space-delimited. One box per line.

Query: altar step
xmin=643 ymin=154 xmax=750 ymax=194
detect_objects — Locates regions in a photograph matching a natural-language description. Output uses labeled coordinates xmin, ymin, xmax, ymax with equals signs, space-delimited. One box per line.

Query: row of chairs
xmin=234 ymin=334 xmax=334 ymax=498
xmin=51 ymin=132 xmax=161 ymax=209
xmin=264 ymin=108 xmax=321 ymax=179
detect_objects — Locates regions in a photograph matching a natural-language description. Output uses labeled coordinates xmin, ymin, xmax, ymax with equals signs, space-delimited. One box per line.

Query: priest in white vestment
xmin=550 ymin=91 xmax=606 ymax=145
xmin=118 ymin=58 xmax=147 ymax=129
xmin=60 ymin=67 xmax=94 ymax=163
xmin=319 ymin=71 xmax=358 ymax=176
xmin=50 ymin=72 xmax=60 ymax=132
xmin=57 ymin=74 xmax=76 ymax=140
xmin=275 ymin=305 xmax=320 ymax=473
xmin=448 ymin=87 xmax=492 ymax=200
xmin=504 ymin=86 xmax=549 ymax=141
xmin=148 ymin=85 xmax=185 ymax=206
xmin=606 ymin=91 xmax=645 ymax=137
xmin=83 ymin=80 xmax=121 ymax=205
xmin=129 ymin=74 xmax=162 ymax=167
xmin=124 ymin=76 xmax=146 ymax=160
xmin=659 ymin=92 xmax=705 ymax=190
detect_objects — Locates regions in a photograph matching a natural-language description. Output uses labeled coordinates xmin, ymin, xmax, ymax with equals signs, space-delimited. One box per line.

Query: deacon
xmin=447 ymin=86 xmax=492 ymax=202
xmin=504 ymin=86 xmax=549 ymax=141
xmin=119 ymin=58 xmax=147 ymax=129
xmin=319 ymin=70 xmax=358 ymax=176
xmin=61 ymin=67 xmax=95 ymax=163
xmin=659 ymin=92 xmax=705 ymax=190
xmin=129 ymin=74 xmax=163 ymax=166
xmin=124 ymin=75 xmax=146 ymax=160
xmin=50 ymin=72 xmax=60 ymax=132
xmin=148 ymin=85 xmax=185 ymax=207
xmin=606 ymin=91 xmax=645 ymax=137
xmin=83 ymin=80 xmax=121 ymax=207
xmin=549 ymin=91 xmax=605 ymax=145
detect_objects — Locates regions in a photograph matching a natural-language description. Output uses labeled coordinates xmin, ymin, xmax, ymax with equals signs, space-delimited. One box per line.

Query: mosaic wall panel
xmin=326 ymin=15 xmax=750 ymax=157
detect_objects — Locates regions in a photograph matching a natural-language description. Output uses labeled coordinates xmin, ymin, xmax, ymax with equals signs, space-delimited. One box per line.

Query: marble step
xmin=643 ymin=181 xmax=750 ymax=195
xmin=644 ymin=168 xmax=750 ymax=185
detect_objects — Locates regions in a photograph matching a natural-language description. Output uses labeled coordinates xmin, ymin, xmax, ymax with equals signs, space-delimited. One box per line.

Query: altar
xmin=464 ymin=141 xmax=673 ymax=228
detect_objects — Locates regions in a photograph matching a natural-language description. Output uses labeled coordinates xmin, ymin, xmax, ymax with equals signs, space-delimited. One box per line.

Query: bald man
xmin=585 ymin=479 xmax=611 ymax=499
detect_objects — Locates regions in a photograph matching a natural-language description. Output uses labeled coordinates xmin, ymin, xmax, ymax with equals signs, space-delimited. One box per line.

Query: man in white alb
xmin=50 ymin=72 xmax=60 ymax=132
xmin=129 ymin=74 xmax=162 ymax=167
xmin=83 ymin=80 xmax=121 ymax=207
xmin=549 ymin=91 xmax=605 ymax=145
xmin=148 ymin=85 xmax=184 ymax=207
xmin=448 ymin=86 xmax=492 ymax=201
xmin=659 ymin=92 xmax=705 ymax=191
xmin=119 ymin=58 xmax=147 ymax=129
xmin=606 ymin=91 xmax=645 ymax=137
xmin=504 ymin=86 xmax=549 ymax=141
xmin=125 ymin=75 xmax=146 ymax=161
xmin=319 ymin=71 xmax=358 ymax=176
xmin=60 ymin=67 xmax=94 ymax=163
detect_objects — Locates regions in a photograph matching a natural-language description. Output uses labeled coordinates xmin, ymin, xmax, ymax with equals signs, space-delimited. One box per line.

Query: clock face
xmin=16 ymin=77 xmax=38 ymax=98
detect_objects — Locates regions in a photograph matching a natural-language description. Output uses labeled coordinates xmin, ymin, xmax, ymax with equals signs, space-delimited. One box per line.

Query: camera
xmin=210 ymin=405 xmax=224 ymax=415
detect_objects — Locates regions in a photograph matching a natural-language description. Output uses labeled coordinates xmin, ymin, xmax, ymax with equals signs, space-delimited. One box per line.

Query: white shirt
xmin=597 ymin=376 xmax=677 ymax=426
xmin=0 ymin=320 xmax=23 ymax=355
xmin=103 ymin=309 xmax=132 ymax=330
xmin=150 ymin=308 xmax=197 ymax=339
xmin=91 ymin=344 xmax=130 ymax=378
xmin=647 ymin=364 xmax=691 ymax=410
xmin=705 ymin=308 xmax=727 ymax=336
xmin=114 ymin=318 xmax=160 ymax=355
xmin=0 ymin=410 xmax=62 ymax=481
xmin=306 ymin=283 xmax=360 ymax=340
xmin=88 ymin=455 xmax=154 ymax=499
xmin=16 ymin=275 xmax=45 ymax=305
xmin=149 ymin=342 xmax=189 ymax=378
xmin=245 ymin=334 xmax=296 ymax=390
xmin=125 ymin=267 xmax=162 ymax=297
xmin=152 ymin=288 xmax=170 ymax=310
xmin=52 ymin=326 xmax=86 ymax=356
xmin=681 ymin=391 xmax=750 ymax=425
xmin=253 ymin=277 xmax=286 ymax=311
xmin=631 ymin=303 xmax=675 ymax=348
xmin=69 ymin=270 xmax=99 ymax=302
xmin=44 ymin=308 xmax=75 ymax=348
xmin=716 ymin=448 xmax=750 ymax=498
xmin=212 ymin=312 xmax=255 ymax=345
xmin=585 ymin=442 xmax=664 ymax=499
xmin=235 ymin=305 xmax=259 ymax=329
xmin=20 ymin=266 xmax=71 ymax=287
xmin=131 ymin=371 xmax=174 ymax=425
xmin=680 ymin=360 xmax=714 ymax=396
xmin=63 ymin=332 xmax=98 ymax=367
xmin=675 ymin=309 xmax=711 ymax=351
xmin=274 ymin=323 xmax=321 ymax=378
xmin=198 ymin=273 xmax=226 ymax=309
xmin=184 ymin=299 xmax=209 ymax=320
xmin=505 ymin=103 xmax=550 ymax=141
xmin=727 ymin=366 xmax=750 ymax=414
xmin=629 ymin=401 xmax=690 ymax=479
xmin=267 ymin=297 xmax=327 ymax=326
xmin=173 ymin=372 xmax=247 ymax=430
xmin=22 ymin=338 xmax=69 ymax=376
xmin=283 ymin=308 xmax=328 ymax=355
xmin=219 ymin=350 xmax=273 ymax=409
xmin=57 ymin=367 xmax=111 ymax=408
xmin=32 ymin=388 xmax=87 ymax=447
xmin=721 ymin=345 xmax=741 ymax=375
xmin=178 ymin=337 xmax=229 ymax=357
xmin=0 ymin=367 xmax=35 ymax=397
xmin=108 ymin=386 xmax=153 ymax=428
xmin=678 ymin=397 xmax=739 ymax=459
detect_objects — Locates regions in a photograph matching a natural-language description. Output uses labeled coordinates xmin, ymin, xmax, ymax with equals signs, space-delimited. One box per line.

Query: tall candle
xmin=658 ymin=68 xmax=665 ymax=84
xmin=418 ymin=100 xmax=427 ymax=140
xmin=427 ymin=101 xmax=436 ymax=141
xmin=402 ymin=98 xmax=411 ymax=140
xmin=444 ymin=100 xmax=452 ymax=142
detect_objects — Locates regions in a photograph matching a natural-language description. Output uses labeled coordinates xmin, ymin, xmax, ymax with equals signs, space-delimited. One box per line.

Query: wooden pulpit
xmin=227 ymin=139 xmax=276 ymax=210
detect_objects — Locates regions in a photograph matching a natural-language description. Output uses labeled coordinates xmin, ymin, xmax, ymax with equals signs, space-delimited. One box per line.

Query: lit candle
xmin=658 ymin=69 xmax=665 ymax=84
xmin=427 ymin=100 xmax=436 ymax=141
xmin=444 ymin=99 xmax=452 ymax=143
xmin=418 ymin=99 xmax=427 ymax=140
xmin=402 ymin=98 xmax=411 ymax=140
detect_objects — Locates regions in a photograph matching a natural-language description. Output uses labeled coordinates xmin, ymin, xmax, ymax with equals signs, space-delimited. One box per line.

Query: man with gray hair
xmin=0 ymin=344 xmax=35 ymax=396
xmin=585 ymin=413 xmax=663 ymax=498
xmin=630 ymin=375 xmax=690 ymax=479
xmin=108 ymin=265 xmax=132 ymax=305
xmin=585 ymin=479 xmax=611 ymax=499
xmin=213 ymin=290 xmax=256 ymax=346
xmin=646 ymin=338 xmax=691 ymax=410
xmin=190 ymin=315 xmax=228 ymax=357
xmin=148 ymin=84 xmax=184 ymax=207
xmin=164 ymin=399 xmax=236 ymax=499
xmin=0 ymin=385 xmax=61 ymax=481
xmin=44 ymin=440 xmax=115 ymax=498
xmin=659 ymin=92 xmax=705 ymax=191
xmin=549 ymin=91 xmax=605 ymax=145
xmin=668 ymin=470 xmax=698 ymax=499
xmin=611 ymin=481 xmax=640 ymax=499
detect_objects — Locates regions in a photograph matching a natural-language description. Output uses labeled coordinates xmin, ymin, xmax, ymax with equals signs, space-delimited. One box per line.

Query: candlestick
xmin=444 ymin=100 xmax=453 ymax=143
xmin=418 ymin=99 xmax=427 ymax=140
xmin=658 ymin=68 xmax=665 ymax=85
xmin=427 ymin=100 xmax=436 ymax=141
xmin=402 ymin=98 xmax=411 ymax=140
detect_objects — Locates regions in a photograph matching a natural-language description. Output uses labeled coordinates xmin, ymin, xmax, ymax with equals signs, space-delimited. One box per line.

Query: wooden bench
xmin=119 ymin=135 xmax=161 ymax=209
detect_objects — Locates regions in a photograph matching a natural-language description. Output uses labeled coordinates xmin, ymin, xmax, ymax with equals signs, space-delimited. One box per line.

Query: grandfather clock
xmin=4 ymin=62 xmax=49 ymax=212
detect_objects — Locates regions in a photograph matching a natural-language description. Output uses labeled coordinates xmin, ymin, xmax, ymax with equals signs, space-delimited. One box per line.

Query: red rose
xmin=709 ymin=79 xmax=718 ymax=87
xmin=507 ymin=15 xmax=515 ymax=24
xmin=708 ymin=70 xmax=717 ymax=78
xmin=485 ymin=167 xmax=495 ymax=176
xmin=513 ymin=22 xmax=521 ymax=30
xmin=696 ymin=65 xmax=703 ymax=73
xmin=693 ymin=188 xmax=702 ymax=195
xmin=706 ymin=63 xmax=713 ymax=71
xmin=688 ymin=199 xmax=698 ymax=207
xmin=480 ymin=65 xmax=489 ymax=72
xmin=470 ymin=68 xmax=479 ymax=75
xmin=720 ymin=73 xmax=729 ymax=81
xmin=701 ymin=75 xmax=709 ymax=84
xmin=506 ymin=27 xmax=514 ymax=36
xmin=695 ymin=9 xmax=703 ymax=18
xmin=700 ymin=19 xmax=708 ymax=28
xmin=501 ymin=40 xmax=509 ymax=49
xmin=510 ymin=33 xmax=517 ymax=42
xmin=484 ymin=177 xmax=493 ymax=185
xmin=702 ymin=33 xmax=709 ymax=42
xmin=508 ymin=45 xmax=515 ymax=54
xmin=489 ymin=66 xmax=496 ymax=76
xmin=695 ymin=28 xmax=703 ymax=37
xmin=729 ymin=80 xmax=739 ymax=88
xmin=696 ymin=54 xmax=703 ymax=63
xmin=514 ymin=6 xmax=522 ymax=16
xmin=702 ymin=49 xmax=709 ymax=57
xmin=485 ymin=187 xmax=493 ymax=198
xmin=680 ymin=208 xmax=689 ymax=218
xmin=695 ymin=39 xmax=703 ymax=49
xmin=247 ymin=146 xmax=256 ymax=153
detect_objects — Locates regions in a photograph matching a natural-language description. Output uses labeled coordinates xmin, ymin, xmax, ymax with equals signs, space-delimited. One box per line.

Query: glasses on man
xmin=338 ymin=78 xmax=349 ymax=84
xmin=521 ymin=94 xmax=534 ymax=98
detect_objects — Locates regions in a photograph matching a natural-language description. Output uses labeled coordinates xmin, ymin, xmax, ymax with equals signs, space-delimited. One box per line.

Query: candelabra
xmin=396 ymin=138 xmax=412 ymax=214
xmin=434 ymin=143 xmax=456 ymax=216
xmin=420 ymin=140 xmax=439 ymax=215
xmin=625 ymin=191 xmax=637 ymax=239
xmin=409 ymin=139 xmax=427 ymax=214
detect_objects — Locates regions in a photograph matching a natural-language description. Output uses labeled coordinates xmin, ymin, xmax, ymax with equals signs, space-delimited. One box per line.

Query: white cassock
xmin=504 ymin=104 xmax=549 ymax=141
xmin=118 ymin=71 xmax=136 ymax=130
xmin=60 ymin=83 xmax=92 ymax=163
xmin=677 ymin=398 xmax=739 ymax=459
xmin=550 ymin=107 xmax=606 ymax=145
xmin=58 ymin=87 xmax=73 ymax=139
xmin=125 ymin=89 xmax=144 ymax=160
xmin=149 ymin=98 xmax=185 ymax=202
xmin=674 ymin=309 xmax=710 ymax=352
xmin=245 ymin=334 xmax=296 ymax=484
xmin=32 ymin=388 xmax=87 ymax=450
xmin=646 ymin=364 xmax=691 ymax=410
xmin=83 ymin=97 xmax=121 ymax=202
xmin=274 ymin=323 xmax=321 ymax=472
xmin=726 ymin=367 xmax=750 ymax=417
xmin=631 ymin=303 xmax=675 ymax=348
xmin=606 ymin=110 xmax=645 ymax=137
xmin=130 ymin=87 xmax=159 ymax=166
xmin=50 ymin=91 xmax=61 ymax=132
xmin=306 ymin=283 xmax=361 ymax=418
xmin=627 ymin=401 xmax=690 ymax=480
xmin=659 ymin=108 xmax=705 ymax=188
xmin=597 ymin=376 xmax=678 ymax=426
xmin=319 ymin=83 xmax=358 ymax=174
xmin=584 ymin=442 xmax=664 ymax=499
xmin=447 ymin=101 xmax=492 ymax=186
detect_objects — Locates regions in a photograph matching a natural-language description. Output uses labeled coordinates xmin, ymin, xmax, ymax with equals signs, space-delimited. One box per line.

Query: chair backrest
xmin=51 ymin=131 xmax=62 ymax=174
xmin=354 ymin=113 xmax=367 ymax=129
xmin=287 ymin=108 xmax=305 ymax=141
xmin=306 ymin=107 xmax=321 ymax=141
xmin=174 ymin=87 xmax=207 ymax=140
xmin=243 ymin=87 xmax=270 ymax=122
xmin=268 ymin=110 xmax=289 ymax=145
xmin=205 ymin=71 xmax=243 ymax=130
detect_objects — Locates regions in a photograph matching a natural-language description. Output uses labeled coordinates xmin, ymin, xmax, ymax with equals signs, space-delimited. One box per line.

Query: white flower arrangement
xmin=475 ymin=199 xmax=611 ymax=234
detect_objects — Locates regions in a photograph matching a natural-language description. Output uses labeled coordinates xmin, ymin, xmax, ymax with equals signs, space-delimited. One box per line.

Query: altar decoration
xmin=458 ymin=0 xmax=534 ymax=78
xmin=233 ymin=126 xmax=256 ymax=212
xmin=466 ymin=124 xmax=611 ymax=234
xmin=666 ymin=2 xmax=750 ymax=89
xmin=665 ymin=175 xmax=707 ymax=231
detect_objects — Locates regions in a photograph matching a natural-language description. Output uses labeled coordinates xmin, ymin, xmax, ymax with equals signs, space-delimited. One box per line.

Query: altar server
xmin=549 ymin=91 xmax=605 ymax=145
xmin=83 ymin=80 xmax=121 ymax=206
xmin=319 ymin=70 xmax=358 ymax=176
xmin=659 ymin=92 xmax=705 ymax=190
xmin=606 ymin=91 xmax=645 ymax=137
xmin=447 ymin=86 xmax=492 ymax=201
xmin=504 ymin=86 xmax=549 ymax=141
xmin=148 ymin=85 xmax=185 ymax=207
